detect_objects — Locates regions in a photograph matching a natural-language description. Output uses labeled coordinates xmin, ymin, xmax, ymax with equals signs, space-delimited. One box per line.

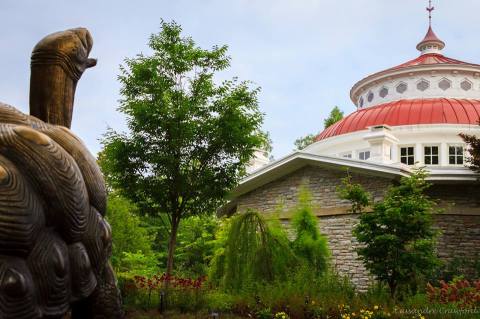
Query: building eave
xmin=229 ymin=152 xmax=411 ymax=199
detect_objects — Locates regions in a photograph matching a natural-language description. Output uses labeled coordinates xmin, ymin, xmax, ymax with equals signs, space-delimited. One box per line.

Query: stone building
xmin=223 ymin=19 xmax=480 ymax=289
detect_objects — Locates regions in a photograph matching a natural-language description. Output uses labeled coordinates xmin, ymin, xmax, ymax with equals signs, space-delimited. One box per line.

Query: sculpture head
xmin=30 ymin=28 xmax=97 ymax=128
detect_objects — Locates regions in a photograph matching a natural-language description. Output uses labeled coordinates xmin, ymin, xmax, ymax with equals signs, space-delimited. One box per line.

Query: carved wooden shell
xmin=0 ymin=102 xmax=116 ymax=318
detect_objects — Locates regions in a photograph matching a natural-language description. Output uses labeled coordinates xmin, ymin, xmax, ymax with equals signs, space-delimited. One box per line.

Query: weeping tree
xmin=210 ymin=210 xmax=295 ymax=291
xmin=291 ymin=188 xmax=330 ymax=275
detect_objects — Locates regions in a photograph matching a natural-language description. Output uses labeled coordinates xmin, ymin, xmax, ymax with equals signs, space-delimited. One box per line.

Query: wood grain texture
xmin=0 ymin=155 xmax=45 ymax=257
xmin=0 ymin=124 xmax=89 ymax=243
xmin=0 ymin=257 xmax=40 ymax=319
xmin=0 ymin=27 xmax=123 ymax=319
xmin=0 ymin=109 xmax=121 ymax=318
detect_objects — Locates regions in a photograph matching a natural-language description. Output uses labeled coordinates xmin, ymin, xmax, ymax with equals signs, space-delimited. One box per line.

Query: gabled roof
xmin=228 ymin=152 xmax=478 ymax=204
xmin=231 ymin=152 xmax=410 ymax=198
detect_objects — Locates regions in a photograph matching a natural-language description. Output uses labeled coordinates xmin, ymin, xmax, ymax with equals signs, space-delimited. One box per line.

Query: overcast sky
xmin=2 ymin=0 xmax=480 ymax=158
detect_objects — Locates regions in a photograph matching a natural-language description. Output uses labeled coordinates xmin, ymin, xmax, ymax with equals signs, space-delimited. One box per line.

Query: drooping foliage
xmin=338 ymin=169 xmax=440 ymax=298
xmin=210 ymin=210 xmax=295 ymax=291
xmin=99 ymin=20 xmax=267 ymax=276
xmin=291 ymin=188 xmax=330 ymax=275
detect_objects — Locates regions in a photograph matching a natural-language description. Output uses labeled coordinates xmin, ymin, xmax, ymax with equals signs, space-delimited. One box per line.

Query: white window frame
xmin=358 ymin=150 xmax=371 ymax=161
xmin=423 ymin=144 xmax=440 ymax=166
xmin=341 ymin=152 xmax=352 ymax=159
xmin=448 ymin=144 xmax=465 ymax=166
xmin=399 ymin=145 xmax=415 ymax=165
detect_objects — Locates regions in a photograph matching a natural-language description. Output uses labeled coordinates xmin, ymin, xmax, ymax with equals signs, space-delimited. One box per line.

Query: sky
xmin=1 ymin=0 xmax=480 ymax=159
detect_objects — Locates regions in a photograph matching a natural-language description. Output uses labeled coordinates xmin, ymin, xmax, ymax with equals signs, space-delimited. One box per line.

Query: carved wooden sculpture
xmin=0 ymin=28 xmax=123 ymax=318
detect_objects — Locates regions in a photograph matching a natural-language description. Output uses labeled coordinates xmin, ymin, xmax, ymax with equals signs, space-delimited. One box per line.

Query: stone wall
xmin=236 ymin=165 xmax=392 ymax=290
xmin=235 ymin=165 xmax=480 ymax=290
xmin=435 ymin=214 xmax=480 ymax=268
xmin=237 ymin=166 xmax=392 ymax=214
xmin=318 ymin=214 xmax=371 ymax=289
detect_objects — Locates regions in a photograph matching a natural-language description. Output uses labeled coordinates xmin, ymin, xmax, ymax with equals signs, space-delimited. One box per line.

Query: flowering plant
xmin=274 ymin=311 xmax=290 ymax=319
xmin=427 ymin=278 xmax=480 ymax=309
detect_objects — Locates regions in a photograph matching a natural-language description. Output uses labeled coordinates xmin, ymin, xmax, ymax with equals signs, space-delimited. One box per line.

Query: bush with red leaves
xmin=427 ymin=278 xmax=480 ymax=309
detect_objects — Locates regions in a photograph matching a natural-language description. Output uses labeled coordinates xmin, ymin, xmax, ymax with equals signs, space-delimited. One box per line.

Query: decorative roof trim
xmin=350 ymin=59 xmax=480 ymax=104
xmin=228 ymin=152 xmax=478 ymax=202
xmin=230 ymin=152 xmax=410 ymax=199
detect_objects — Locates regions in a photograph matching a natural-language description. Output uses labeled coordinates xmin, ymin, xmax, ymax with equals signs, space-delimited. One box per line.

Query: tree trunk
xmin=389 ymin=280 xmax=397 ymax=301
xmin=166 ymin=216 xmax=180 ymax=282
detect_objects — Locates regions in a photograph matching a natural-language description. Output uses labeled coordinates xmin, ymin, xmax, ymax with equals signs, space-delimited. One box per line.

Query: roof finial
xmin=427 ymin=0 xmax=434 ymax=27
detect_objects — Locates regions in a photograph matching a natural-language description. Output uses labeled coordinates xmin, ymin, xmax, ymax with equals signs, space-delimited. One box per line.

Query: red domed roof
xmin=316 ymin=98 xmax=480 ymax=141
xmin=388 ymin=53 xmax=478 ymax=71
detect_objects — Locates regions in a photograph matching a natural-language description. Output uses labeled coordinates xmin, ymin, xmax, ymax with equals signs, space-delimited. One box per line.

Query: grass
xmin=125 ymin=309 xmax=245 ymax=318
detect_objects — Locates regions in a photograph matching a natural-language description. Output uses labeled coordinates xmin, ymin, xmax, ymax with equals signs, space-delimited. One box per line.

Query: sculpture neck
xmin=29 ymin=62 xmax=77 ymax=128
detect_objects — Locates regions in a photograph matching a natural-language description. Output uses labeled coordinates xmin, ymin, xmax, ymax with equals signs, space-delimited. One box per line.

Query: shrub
xmin=291 ymin=188 xmax=330 ymax=275
xmin=427 ymin=278 xmax=480 ymax=309
xmin=339 ymin=169 xmax=441 ymax=299
xmin=130 ymin=273 xmax=207 ymax=312
xmin=174 ymin=215 xmax=220 ymax=277
xmin=106 ymin=194 xmax=155 ymax=271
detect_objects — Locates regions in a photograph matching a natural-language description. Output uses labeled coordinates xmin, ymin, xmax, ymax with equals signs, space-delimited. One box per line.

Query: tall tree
xmin=323 ymin=106 xmax=344 ymax=129
xmin=293 ymin=106 xmax=343 ymax=150
xmin=99 ymin=21 xmax=266 ymax=278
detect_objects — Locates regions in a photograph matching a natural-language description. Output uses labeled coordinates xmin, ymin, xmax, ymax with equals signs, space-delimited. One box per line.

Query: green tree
xmin=293 ymin=106 xmax=343 ymax=150
xmin=106 ymin=194 xmax=157 ymax=276
xmin=294 ymin=133 xmax=316 ymax=151
xmin=174 ymin=215 xmax=219 ymax=277
xmin=291 ymin=188 xmax=330 ymax=275
xmin=323 ymin=106 xmax=344 ymax=129
xmin=338 ymin=169 xmax=440 ymax=298
xmin=100 ymin=21 xmax=266 ymax=278
xmin=461 ymin=132 xmax=480 ymax=173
